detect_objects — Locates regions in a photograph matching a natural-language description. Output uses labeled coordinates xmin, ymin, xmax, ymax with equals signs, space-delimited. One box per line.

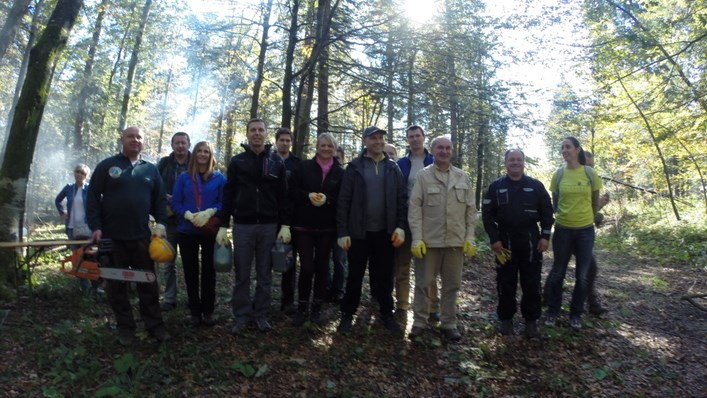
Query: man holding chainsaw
xmin=87 ymin=126 xmax=169 ymax=346
xmin=481 ymin=149 xmax=554 ymax=338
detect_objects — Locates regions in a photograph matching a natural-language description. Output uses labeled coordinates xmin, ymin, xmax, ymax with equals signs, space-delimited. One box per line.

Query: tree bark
xmin=250 ymin=0 xmax=273 ymax=119
xmin=118 ymin=0 xmax=152 ymax=132
xmin=0 ymin=0 xmax=33 ymax=62
xmin=281 ymin=0 xmax=300 ymax=130
xmin=0 ymin=0 xmax=83 ymax=296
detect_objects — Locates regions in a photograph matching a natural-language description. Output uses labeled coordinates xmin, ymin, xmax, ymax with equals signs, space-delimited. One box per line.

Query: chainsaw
xmin=60 ymin=239 xmax=156 ymax=283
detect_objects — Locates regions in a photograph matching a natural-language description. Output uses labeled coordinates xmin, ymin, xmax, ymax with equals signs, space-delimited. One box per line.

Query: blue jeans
xmin=546 ymin=225 xmax=595 ymax=318
xmin=231 ymin=223 xmax=277 ymax=323
xmin=161 ymin=218 xmax=179 ymax=304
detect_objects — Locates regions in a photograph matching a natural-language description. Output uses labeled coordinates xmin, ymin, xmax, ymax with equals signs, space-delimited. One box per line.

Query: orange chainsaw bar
xmin=61 ymin=245 xmax=156 ymax=283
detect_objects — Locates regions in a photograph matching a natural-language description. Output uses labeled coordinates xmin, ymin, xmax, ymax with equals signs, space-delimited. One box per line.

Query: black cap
xmin=363 ymin=126 xmax=387 ymax=137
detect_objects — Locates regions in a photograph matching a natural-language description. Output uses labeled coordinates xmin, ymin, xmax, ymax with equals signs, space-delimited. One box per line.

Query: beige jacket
xmin=408 ymin=164 xmax=476 ymax=248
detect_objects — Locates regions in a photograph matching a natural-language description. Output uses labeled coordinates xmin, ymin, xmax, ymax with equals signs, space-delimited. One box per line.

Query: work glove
xmin=411 ymin=240 xmax=427 ymax=259
xmin=463 ymin=240 xmax=477 ymax=257
xmin=391 ymin=228 xmax=405 ymax=248
xmin=277 ymin=225 xmax=291 ymax=243
xmin=192 ymin=208 xmax=216 ymax=227
xmin=308 ymin=192 xmax=327 ymax=207
xmin=216 ymin=227 xmax=229 ymax=246
xmin=337 ymin=236 xmax=351 ymax=251
xmin=495 ymin=247 xmax=512 ymax=265
xmin=153 ymin=223 xmax=167 ymax=238
xmin=184 ymin=210 xmax=195 ymax=222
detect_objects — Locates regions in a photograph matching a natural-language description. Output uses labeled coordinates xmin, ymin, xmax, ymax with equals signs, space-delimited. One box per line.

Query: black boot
xmin=292 ymin=301 xmax=308 ymax=327
xmin=310 ymin=300 xmax=324 ymax=325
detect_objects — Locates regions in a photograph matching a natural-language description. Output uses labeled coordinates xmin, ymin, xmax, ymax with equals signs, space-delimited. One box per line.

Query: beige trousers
xmin=412 ymin=247 xmax=463 ymax=329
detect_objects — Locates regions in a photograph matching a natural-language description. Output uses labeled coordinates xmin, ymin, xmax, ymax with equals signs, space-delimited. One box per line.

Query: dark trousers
xmin=496 ymin=236 xmax=542 ymax=321
xmin=295 ymin=230 xmax=334 ymax=305
xmin=328 ymin=243 xmax=347 ymax=295
xmin=341 ymin=230 xmax=395 ymax=316
xmin=177 ymin=232 xmax=216 ymax=316
xmin=281 ymin=235 xmax=297 ymax=306
xmin=106 ymin=238 xmax=163 ymax=333
xmin=546 ymin=226 xmax=595 ymax=318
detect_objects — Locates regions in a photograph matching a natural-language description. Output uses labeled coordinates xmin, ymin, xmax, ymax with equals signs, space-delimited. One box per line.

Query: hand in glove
xmin=308 ymin=192 xmax=327 ymax=207
xmin=192 ymin=208 xmax=216 ymax=227
xmin=153 ymin=223 xmax=167 ymax=238
xmin=216 ymin=227 xmax=229 ymax=246
xmin=411 ymin=240 xmax=427 ymax=259
xmin=495 ymin=248 xmax=512 ymax=265
xmin=391 ymin=227 xmax=405 ymax=248
xmin=184 ymin=210 xmax=195 ymax=222
xmin=277 ymin=225 xmax=291 ymax=243
xmin=463 ymin=240 xmax=477 ymax=257
xmin=337 ymin=236 xmax=351 ymax=251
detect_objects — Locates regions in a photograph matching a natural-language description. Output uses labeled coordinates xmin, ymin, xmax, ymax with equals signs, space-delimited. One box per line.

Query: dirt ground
xmin=0 ymin=245 xmax=705 ymax=397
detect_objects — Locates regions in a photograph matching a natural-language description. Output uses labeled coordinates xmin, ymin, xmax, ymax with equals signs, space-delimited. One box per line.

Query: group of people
xmin=55 ymin=120 xmax=606 ymax=346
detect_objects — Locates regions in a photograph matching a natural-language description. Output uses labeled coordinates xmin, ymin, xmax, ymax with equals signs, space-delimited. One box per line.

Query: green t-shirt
xmin=550 ymin=166 xmax=602 ymax=228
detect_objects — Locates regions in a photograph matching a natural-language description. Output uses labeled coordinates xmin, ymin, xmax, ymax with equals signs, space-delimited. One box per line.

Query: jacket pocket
xmin=455 ymin=182 xmax=469 ymax=203
xmin=426 ymin=186 xmax=442 ymax=206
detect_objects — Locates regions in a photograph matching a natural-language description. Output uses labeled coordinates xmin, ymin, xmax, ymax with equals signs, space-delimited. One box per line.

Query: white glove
xmin=184 ymin=210 xmax=195 ymax=222
xmin=391 ymin=227 xmax=405 ymax=248
xmin=337 ymin=236 xmax=351 ymax=251
xmin=153 ymin=223 xmax=167 ymax=238
xmin=308 ymin=192 xmax=327 ymax=207
xmin=277 ymin=225 xmax=291 ymax=243
xmin=192 ymin=208 xmax=216 ymax=227
xmin=216 ymin=227 xmax=229 ymax=246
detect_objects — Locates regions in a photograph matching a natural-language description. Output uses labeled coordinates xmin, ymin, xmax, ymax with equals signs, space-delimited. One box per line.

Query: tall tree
xmin=0 ymin=0 xmax=33 ymax=63
xmin=0 ymin=0 xmax=83 ymax=296
xmin=250 ymin=0 xmax=273 ymax=119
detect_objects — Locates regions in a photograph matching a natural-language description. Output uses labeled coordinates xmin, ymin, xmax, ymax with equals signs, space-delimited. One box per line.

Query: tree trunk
xmin=316 ymin=2 xmax=330 ymax=136
xmin=73 ymin=0 xmax=108 ymax=153
xmin=281 ymin=0 xmax=300 ymax=129
xmin=250 ymin=0 xmax=273 ymax=119
xmin=0 ymin=0 xmax=33 ymax=62
xmin=117 ymin=0 xmax=152 ymax=132
xmin=0 ymin=0 xmax=83 ymax=296
xmin=157 ymin=65 xmax=173 ymax=154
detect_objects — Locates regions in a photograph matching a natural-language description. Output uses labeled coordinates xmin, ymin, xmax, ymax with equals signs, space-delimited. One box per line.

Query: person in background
xmin=290 ymin=133 xmax=344 ymax=326
xmin=482 ymin=149 xmax=554 ymax=338
xmin=171 ymin=141 xmax=226 ymax=327
xmin=157 ymin=132 xmax=191 ymax=312
xmin=408 ymin=136 xmax=476 ymax=341
xmin=336 ymin=126 xmax=407 ymax=334
xmin=544 ymin=137 xmax=603 ymax=330
xmin=216 ymin=118 xmax=292 ymax=335
xmin=274 ymin=127 xmax=301 ymax=315
xmin=582 ymin=151 xmax=610 ymax=315
xmin=87 ymin=126 xmax=169 ymax=346
xmin=326 ymin=146 xmax=348 ymax=302
xmin=394 ymin=125 xmax=439 ymax=323
xmin=55 ymin=163 xmax=98 ymax=292
xmin=383 ymin=143 xmax=398 ymax=161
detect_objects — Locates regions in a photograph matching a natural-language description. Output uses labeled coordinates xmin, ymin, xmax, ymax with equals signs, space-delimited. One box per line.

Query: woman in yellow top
xmin=544 ymin=137 xmax=602 ymax=330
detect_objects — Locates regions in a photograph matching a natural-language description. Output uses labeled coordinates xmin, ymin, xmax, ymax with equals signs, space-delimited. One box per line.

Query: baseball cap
xmin=363 ymin=126 xmax=387 ymax=137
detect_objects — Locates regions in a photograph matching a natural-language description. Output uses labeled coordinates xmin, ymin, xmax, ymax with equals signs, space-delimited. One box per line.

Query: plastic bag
xmin=271 ymin=241 xmax=293 ymax=273
xmin=214 ymin=241 xmax=233 ymax=273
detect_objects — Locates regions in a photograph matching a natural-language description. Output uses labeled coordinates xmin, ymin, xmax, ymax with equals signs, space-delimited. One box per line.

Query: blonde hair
xmin=187 ymin=141 xmax=216 ymax=179
xmin=74 ymin=163 xmax=90 ymax=176
xmin=317 ymin=132 xmax=338 ymax=151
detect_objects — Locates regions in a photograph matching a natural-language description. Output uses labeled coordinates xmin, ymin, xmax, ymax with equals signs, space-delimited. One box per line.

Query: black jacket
xmin=87 ymin=153 xmax=167 ymax=240
xmin=481 ymin=174 xmax=554 ymax=244
xmin=291 ymin=157 xmax=344 ymax=231
xmin=219 ymin=144 xmax=291 ymax=226
xmin=336 ymin=150 xmax=407 ymax=239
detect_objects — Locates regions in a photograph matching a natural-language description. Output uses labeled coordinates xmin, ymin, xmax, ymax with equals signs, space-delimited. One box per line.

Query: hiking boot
xmin=292 ymin=310 xmax=308 ymax=327
xmin=256 ymin=318 xmax=273 ymax=333
xmin=189 ymin=315 xmax=201 ymax=327
xmin=524 ymin=320 xmax=540 ymax=339
xmin=588 ymin=303 xmax=608 ymax=316
xmin=117 ymin=329 xmax=135 ymax=346
xmin=309 ymin=301 xmax=324 ymax=325
xmin=498 ymin=319 xmax=514 ymax=335
xmin=428 ymin=312 xmax=441 ymax=324
xmin=440 ymin=327 xmax=462 ymax=341
xmin=408 ymin=326 xmax=426 ymax=339
xmin=379 ymin=313 xmax=401 ymax=332
xmin=231 ymin=320 xmax=249 ymax=336
xmin=337 ymin=314 xmax=353 ymax=334
xmin=202 ymin=313 xmax=215 ymax=327
xmin=569 ymin=316 xmax=582 ymax=331
xmin=544 ymin=314 xmax=557 ymax=327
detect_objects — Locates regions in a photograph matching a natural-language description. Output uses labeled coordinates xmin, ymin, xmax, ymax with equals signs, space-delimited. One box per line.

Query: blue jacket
xmin=55 ymin=183 xmax=89 ymax=227
xmin=172 ymin=171 xmax=226 ymax=235
xmin=397 ymin=149 xmax=434 ymax=180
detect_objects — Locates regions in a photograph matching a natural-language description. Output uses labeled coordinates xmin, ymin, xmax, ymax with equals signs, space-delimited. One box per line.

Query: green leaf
xmin=95 ymin=385 xmax=125 ymax=397
xmin=254 ymin=364 xmax=269 ymax=378
xmin=114 ymin=353 xmax=137 ymax=374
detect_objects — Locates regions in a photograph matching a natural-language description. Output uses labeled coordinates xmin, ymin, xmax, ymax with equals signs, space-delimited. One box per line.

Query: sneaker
xmin=498 ymin=319 xmax=514 ymax=335
xmin=569 ymin=316 xmax=582 ymax=330
xmin=524 ymin=320 xmax=540 ymax=339
xmin=117 ymin=329 xmax=135 ymax=346
xmin=428 ymin=312 xmax=441 ymax=324
xmin=440 ymin=327 xmax=462 ymax=341
xmin=202 ymin=313 xmax=215 ymax=327
xmin=256 ymin=318 xmax=273 ymax=333
xmin=337 ymin=315 xmax=353 ymax=334
xmin=588 ymin=303 xmax=608 ymax=316
xmin=189 ymin=315 xmax=201 ymax=327
xmin=292 ymin=311 xmax=307 ymax=327
xmin=161 ymin=302 xmax=176 ymax=312
xmin=231 ymin=321 xmax=249 ymax=336
xmin=379 ymin=313 xmax=401 ymax=332
xmin=408 ymin=325 xmax=426 ymax=339
xmin=544 ymin=314 xmax=557 ymax=327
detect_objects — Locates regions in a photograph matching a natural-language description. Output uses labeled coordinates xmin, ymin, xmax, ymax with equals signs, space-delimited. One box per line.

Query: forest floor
xmin=0 ymin=237 xmax=705 ymax=397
